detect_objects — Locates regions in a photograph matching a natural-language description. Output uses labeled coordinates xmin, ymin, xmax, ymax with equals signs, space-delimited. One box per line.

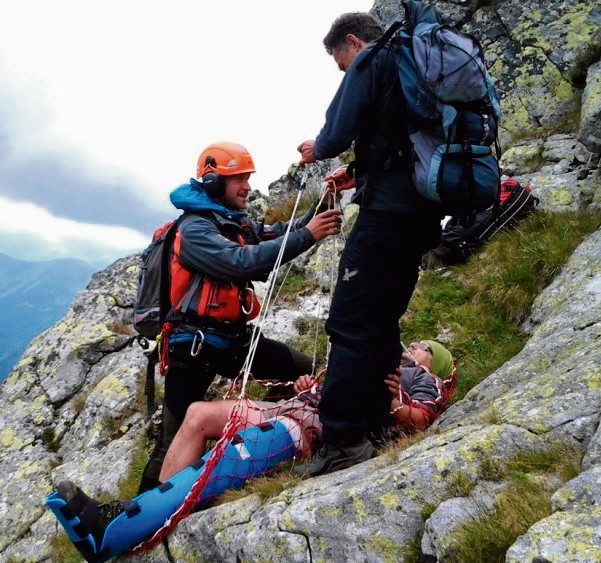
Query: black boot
xmin=57 ymin=481 xmax=124 ymax=560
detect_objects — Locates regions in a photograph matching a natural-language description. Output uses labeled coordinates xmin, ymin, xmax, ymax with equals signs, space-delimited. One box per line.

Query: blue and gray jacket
xmin=170 ymin=178 xmax=317 ymax=285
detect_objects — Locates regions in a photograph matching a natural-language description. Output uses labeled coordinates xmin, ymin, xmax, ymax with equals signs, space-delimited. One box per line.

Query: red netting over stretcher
xmin=127 ymin=373 xmax=323 ymax=556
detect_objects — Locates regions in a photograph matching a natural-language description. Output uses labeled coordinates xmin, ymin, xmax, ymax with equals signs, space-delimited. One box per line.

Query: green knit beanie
xmin=424 ymin=340 xmax=454 ymax=379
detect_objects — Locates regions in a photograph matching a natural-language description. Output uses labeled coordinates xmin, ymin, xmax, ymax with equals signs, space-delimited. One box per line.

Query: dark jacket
xmin=169 ymin=179 xmax=317 ymax=284
xmin=314 ymin=45 xmax=433 ymax=215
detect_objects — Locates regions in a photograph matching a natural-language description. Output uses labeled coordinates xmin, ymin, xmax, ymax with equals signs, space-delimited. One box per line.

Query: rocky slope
xmin=0 ymin=1 xmax=600 ymax=561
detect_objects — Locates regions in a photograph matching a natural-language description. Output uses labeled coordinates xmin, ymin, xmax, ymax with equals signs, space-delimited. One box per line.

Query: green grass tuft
xmin=41 ymin=427 xmax=61 ymax=453
xmin=264 ymin=192 xmax=316 ymax=224
xmin=50 ymin=533 xmax=84 ymax=562
xmin=115 ymin=434 xmax=154 ymax=501
xmin=215 ymin=462 xmax=301 ymax=505
xmin=449 ymin=444 xmax=583 ymax=562
xmin=274 ymin=265 xmax=320 ymax=303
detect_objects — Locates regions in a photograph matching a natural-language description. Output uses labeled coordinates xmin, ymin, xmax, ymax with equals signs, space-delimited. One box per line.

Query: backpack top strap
xmin=356 ymin=21 xmax=403 ymax=73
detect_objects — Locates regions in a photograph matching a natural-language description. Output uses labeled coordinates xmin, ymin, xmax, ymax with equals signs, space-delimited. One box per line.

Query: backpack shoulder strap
xmin=159 ymin=216 xmax=184 ymax=323
xmin=356 ymin=21 xmax=403 ymax=73
xmin=356 ymin=0 xmax=442 ymax=73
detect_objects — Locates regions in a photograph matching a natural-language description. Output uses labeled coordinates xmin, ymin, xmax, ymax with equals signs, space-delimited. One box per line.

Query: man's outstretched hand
xmin=297 ymin=140 xmax=316 ymax=165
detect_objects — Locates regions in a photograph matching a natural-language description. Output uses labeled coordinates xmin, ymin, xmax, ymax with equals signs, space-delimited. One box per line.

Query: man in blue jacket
xmin=296 ymin=13 xmax=444 ymax=476
xmin=138 ymin=141 xmax=342 ymax=492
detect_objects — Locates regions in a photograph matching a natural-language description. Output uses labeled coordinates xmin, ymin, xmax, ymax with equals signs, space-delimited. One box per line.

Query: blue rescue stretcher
xmin=46 ymin=417 xmax=301 ymax=562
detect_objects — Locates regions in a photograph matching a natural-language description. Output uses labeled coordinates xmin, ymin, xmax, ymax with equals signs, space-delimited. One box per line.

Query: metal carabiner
xmin=190 ymin=330 xmax=205 ymax=357
xmin=241 ymin=287 xmax=255 ymax=316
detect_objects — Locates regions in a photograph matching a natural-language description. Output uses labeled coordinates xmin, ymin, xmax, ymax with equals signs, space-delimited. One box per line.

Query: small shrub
xmin=41 ymin=427 xmax=61 ymax=453
xmin=447 ymin=471 xmax=476 ymax=497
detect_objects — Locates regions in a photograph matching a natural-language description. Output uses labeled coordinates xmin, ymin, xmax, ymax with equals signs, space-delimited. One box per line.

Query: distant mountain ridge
xmin=0 ymin=252 xmax=96 ymax=383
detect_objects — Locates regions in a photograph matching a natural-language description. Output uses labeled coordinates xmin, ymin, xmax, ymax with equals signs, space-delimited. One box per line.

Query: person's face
xmin=408 ymin=341 xmax=433 ymax=370
xmin=331 ymin=34 xmax=365 ymax=72
xmin=221 ymin=173 xmax=251 ymax=210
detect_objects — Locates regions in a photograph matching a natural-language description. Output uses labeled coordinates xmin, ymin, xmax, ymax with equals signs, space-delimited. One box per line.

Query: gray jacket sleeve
xmin=176 ymin=215 xmax=316 ymax=284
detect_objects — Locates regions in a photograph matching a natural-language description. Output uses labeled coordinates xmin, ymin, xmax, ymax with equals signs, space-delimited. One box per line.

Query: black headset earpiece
xmin=202 ymin=172 xmax=226 ymax=199
xmin=202 ymin=156 xmax=226 ymax=198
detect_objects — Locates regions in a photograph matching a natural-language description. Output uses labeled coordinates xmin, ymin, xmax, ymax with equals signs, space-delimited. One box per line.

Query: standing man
xmin=139 ymin=141 xmax=342 ymax=492
xmin=296 ymin=13 xmax=443 ymax=476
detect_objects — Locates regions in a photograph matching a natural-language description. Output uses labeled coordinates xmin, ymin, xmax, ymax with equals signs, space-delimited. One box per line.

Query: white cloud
xmin=1 ymin=0 xmax=373 ymax=200
xmin=0 ymin=0 xmax=374 ymax=262
xmin=0 ymin=196 xmax=148 ymax=266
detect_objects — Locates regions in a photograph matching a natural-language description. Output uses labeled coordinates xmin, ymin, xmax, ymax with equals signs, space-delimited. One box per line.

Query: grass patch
xmin=265 ymin=192 xmax=316 ymax=224
xmin=401 ymin=210 xmax=601 ymax=401
xmin=274 ymin=264 xmax=320 ymax=303
xmin=379 ymin=430 xmax=429 ymax=461
xmin=115 ymin=434 xmax=154 ymax=501
xmin=420 ymin=503 xmax=437 ymax=520
xmin=447 ymin=471 xmax=477 ymax=497
xmin=449 ymin=444 xmax=583 ymax=562
xmin=399 ymin=532 xmax=423 ymax=563
xmin=480 ymin=455 xmax=505 ymax=482
xmin=504 ymin=445 xmax=581 ymax=482
xmin=215 ymin=463 xmax=301 ymax=505
xmin=41 ymin=427 xmax=61 ymax=453
xmin=50 ymin=533 xmax=84 ymax=563
xmin=288 ymin=316 xmax=329 ymax=370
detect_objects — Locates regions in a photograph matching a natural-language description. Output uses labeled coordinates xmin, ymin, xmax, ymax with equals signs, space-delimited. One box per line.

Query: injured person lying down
xmin=46 ymin=340 xmax=455 ymax=562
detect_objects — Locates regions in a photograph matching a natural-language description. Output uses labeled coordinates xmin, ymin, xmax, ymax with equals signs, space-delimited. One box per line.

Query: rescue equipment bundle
xmin=428 ymin=178 xmax=540 ymax=265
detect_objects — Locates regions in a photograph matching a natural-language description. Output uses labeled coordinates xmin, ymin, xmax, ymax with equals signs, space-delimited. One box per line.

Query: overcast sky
xmin=0 ymin=0 xmax=373 ymax=268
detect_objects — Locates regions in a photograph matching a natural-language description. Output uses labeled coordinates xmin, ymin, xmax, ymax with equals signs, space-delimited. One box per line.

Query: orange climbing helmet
xmin=196 ymin=142 xmax=256 ymax=179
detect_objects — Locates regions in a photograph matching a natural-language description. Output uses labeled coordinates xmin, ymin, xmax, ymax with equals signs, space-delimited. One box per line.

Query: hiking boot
xmin=57 ymin=481 xmax=124 ymax=549
xmin=293 ymin=437 xmax=375 ymax=477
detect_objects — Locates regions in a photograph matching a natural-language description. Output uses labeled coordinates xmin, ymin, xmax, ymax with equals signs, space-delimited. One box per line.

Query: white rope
xmin=238 ymin=166 xmax=309 ymax=396
xmin=271 ymin=260 xmax=295 ymax=307
xmin=318 ymin=181 xmax=345 ymax=365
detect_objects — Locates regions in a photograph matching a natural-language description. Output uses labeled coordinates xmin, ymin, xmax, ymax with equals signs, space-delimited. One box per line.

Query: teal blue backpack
xmin=359 ymin=0 xmax=502 ymax=224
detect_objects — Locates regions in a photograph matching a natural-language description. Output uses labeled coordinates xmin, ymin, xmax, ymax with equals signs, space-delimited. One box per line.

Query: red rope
xmin=158 ymin=322 xmax=174 ymax=376
xmin=127 ymin=400 xmax=248 ymax=556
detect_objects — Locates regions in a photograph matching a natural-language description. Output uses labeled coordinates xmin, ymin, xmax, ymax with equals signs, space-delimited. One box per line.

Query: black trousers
xmin=319 ymin=209 xmax=441 ymax=444
xmin=138 ymin=333 xmax=312 ymax=493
